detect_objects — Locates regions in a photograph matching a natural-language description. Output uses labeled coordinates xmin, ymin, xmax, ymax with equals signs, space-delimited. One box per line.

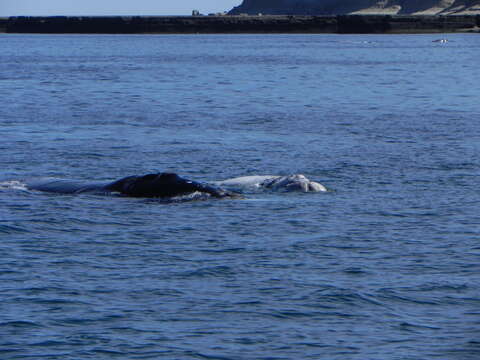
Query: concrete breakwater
xmin=0 ymin=18 xmax=8 ymax=32
xmin=1 ymin=15 xmax=479 ymax=34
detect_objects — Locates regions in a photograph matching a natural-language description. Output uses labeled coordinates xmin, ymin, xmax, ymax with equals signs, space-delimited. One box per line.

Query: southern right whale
xmin=25 ymin=173 xmax=240 ymax=199
xmin=23 ymin=173 xmax=326 ymax=199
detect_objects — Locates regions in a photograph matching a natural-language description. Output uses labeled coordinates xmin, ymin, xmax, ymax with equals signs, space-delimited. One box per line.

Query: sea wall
xmin=0 ymin=18 xmax=8 ymax=32
xmin=3 ymin=16 xmax=338 ymax=34
xmin=1 ymin=15 xmax=479 ymax=34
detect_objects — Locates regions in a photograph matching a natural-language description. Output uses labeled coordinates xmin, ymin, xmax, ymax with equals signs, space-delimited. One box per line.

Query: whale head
xmin=262 ymin=174 xmax=326 ymax=192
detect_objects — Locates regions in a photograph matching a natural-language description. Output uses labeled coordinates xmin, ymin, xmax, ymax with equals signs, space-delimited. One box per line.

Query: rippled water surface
xmin=1 ymin=33 xmax=479 ymax=359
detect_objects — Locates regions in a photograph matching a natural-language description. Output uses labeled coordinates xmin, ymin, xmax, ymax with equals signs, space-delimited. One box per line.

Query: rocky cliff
xmin=229 ymin=0 xmax=480 ymax=15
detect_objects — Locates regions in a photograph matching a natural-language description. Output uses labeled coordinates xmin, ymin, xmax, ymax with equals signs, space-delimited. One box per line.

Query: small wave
xmin=142 ymin=191 xmax=212 ymax=204
xmin=416 ymin=283 xmax=469 ymax=292
xmin=269 ymin=309 xmax=314 ymax=319
xmin=342 ymin=267 xmax=369 ymax=275
xmin=21 ymin=286 xmax=80 ymax=296
xmin=21 ymin=298 xmax=92 ymax=306
xmin=310 ymin=289 xmax=385 ymax=307
xmin=0 ymin=320 xmax=44 ymax=328
xmin=200 ymin=247 xmax=245 ymax=254
xmin=88 ymin=349 xmax=125 ymax=356
xmin=377 ymin=290 xmax=440 ymax=305
xmin=0 ymin=224 xmax=31 ymax=234
xmin=31 ymin=340 xmax=67 ymax=347
xmin=189 ymin=351 xmax=236 ymax=360
xmin=398 ymin=321 xmax=441 ymax=331
xmin=179 ymin=265 xmax=236 ymax=278
xmin=61 ymin=314 xmax=125 ymax=325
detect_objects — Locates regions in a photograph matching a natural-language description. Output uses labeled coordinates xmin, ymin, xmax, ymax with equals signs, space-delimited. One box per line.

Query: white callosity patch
xmin=0 ymin=180 xmax=28 ymax=191
xmin=213 ymin=174 xmax=327 ymax=193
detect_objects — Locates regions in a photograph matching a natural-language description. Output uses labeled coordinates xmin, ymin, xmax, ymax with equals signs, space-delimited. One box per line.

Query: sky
xmin=0 ymin=0 xmax=242 ymax=16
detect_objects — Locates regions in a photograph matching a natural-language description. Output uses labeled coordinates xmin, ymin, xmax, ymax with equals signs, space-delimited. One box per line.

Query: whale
xmin=25 ymin=173 xmax=241 ymax=199
xmin=24 ymin=173 xmax=326 ymax=199
xmin=213 ymin=174 xmax=327 ymax=192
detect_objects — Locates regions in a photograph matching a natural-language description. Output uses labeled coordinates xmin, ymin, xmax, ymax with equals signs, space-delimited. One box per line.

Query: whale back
xmin=106 ymin=173 xmax=194 ymax=197
xmin=261 ymin=174 xmax=327 ymax=192
xmin=106 ymin=173 xmax=239 ymax=198
xmin=25 ymin=178 xmax=110 ymax=194
xmin=213 ymin=175 xmax=276 ymax=188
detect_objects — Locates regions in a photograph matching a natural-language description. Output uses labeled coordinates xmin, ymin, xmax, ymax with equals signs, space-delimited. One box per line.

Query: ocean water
xmin=0 ymin=33 xmax=479 ymax=360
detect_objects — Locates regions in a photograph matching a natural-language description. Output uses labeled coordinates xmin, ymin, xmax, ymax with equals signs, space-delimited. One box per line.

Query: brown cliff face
xmin=229 ymin=0 xmax=480 ymax=15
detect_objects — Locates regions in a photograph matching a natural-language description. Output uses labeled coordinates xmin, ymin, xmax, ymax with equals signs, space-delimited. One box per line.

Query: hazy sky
xmin=0 ymin=0 xmax=242 ymax=16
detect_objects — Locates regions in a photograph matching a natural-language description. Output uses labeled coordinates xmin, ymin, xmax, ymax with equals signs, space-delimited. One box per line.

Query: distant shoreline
xmin=1 ymin=15 xmax=479 ymax=34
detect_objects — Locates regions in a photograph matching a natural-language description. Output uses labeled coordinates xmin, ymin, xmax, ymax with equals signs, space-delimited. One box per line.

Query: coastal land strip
xmin=0 ymin=15 xmax=479 ymax=34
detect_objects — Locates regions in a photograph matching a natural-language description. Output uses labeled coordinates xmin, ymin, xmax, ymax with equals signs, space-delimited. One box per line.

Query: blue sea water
xmin=0 ymin=33 xmax=479 ymax=360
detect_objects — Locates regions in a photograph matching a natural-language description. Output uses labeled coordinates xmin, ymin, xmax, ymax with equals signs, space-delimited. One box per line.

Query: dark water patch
xmin=0 ymin=269 xmax=23 ymax=277
xmin=19 ymin=286 xmax=83 ymax=296
xmin=408 ymin=282 xmax=470 ymax=293
xmin=199 ymin=247 xmax=246 ymax=255
xmin=191 ymin=352 xmax=243 ymax=360
xmin=12 ymin=297 xmax=92 ymax=306
xmin=30 ymin=340 xmax=68 ymax=347
xmin=107 ymin=326 xmax=169 ymax=336
xmin=8 ymin=353 xmax=74 ymax=359
xmin=434 ymin=349 xmax=480 ymax=360
xmin=0 ymin=224 xmax=32 ymax=234
xmin=377 ymin=290 xmax=442 ymax=306
xmin=397 ymin=321 xmax=442 ymax=332
xmin=341 ymin=267 xmax=369 ymax=275
xmin=177 ymin=266 xmax=237 ymax=279
xmin=58 ymin=314 xmax=127 ymax=326
xmin=0 ymin=347 xmax=20 ymax=356
xmin=0 ymin=321 xmax=44 ymax=328
xmin=84 ymin=348 xmax=125 ymax=356
xmin=308 ymin=290 xmax=386 ymax=309
xmin=127 ymin=351 xmax=183 ymax=359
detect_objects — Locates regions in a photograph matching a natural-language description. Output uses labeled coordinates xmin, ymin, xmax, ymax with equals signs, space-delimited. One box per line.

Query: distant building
xmin=208 ymin=12 xmax=227 ymax=16
xmin=192 ymin=10 xmax=201 ymax=16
